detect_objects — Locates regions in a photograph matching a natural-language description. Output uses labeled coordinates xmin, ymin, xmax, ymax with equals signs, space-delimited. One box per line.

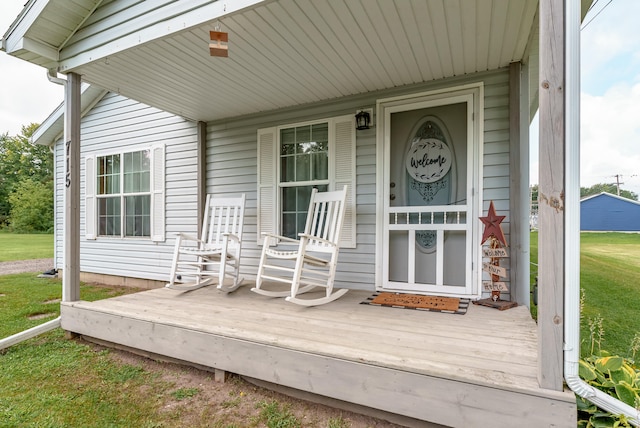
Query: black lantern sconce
xmin=355 ymin=109 xmax=371 ymax=130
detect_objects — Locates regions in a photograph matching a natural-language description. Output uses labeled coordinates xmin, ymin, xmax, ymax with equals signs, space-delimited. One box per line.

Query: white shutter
xmin=85 ymin=155 xmax=96 ymax=240
xmin=151 ymin=144 xmax=165 ymax=242
xmin=257 ymin=127 xmax=277 ymax=245
xmin=333 ymin=115 xmax=357 ymax=248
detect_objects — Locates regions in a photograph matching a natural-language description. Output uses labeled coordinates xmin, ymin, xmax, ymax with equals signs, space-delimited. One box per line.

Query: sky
xmin=1 ymin=0 xmax=639 ymax=197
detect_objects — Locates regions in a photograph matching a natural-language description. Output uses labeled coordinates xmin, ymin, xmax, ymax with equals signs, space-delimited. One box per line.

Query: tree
xmin=8 ymin=178 xmax=54 ymax=232
xmin=0 ymin=124 xmax=53 ymax=228
xmin=580 ymin=183 xmax=638 ymax=201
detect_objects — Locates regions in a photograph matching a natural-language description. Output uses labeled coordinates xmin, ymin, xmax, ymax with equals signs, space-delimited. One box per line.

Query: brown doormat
xmin=361 ymin=292 xmax=469 ymax=315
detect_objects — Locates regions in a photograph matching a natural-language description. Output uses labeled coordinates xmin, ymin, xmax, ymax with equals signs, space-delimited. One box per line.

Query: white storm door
xmin=378 ymin=86 xmax=482 ymax=297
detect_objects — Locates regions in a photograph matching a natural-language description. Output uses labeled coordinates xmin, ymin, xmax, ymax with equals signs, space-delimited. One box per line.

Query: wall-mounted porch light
xmin=355 ymin=109 xmax=371 ymax=130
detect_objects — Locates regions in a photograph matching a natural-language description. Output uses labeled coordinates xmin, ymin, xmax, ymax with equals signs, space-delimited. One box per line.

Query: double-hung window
xmin=257 ymin=115 xmax=357 ymax=248
xmin=85 ymin=145 xmax=165 ymax=241
xmin=97 ymin=150 xmax=151 ymax=237
xmin=280 ymin=123 xmax=329 ymax=239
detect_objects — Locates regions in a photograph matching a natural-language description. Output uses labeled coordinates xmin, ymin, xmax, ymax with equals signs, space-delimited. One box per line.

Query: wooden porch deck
xmin=60 ymin=284 xmax=576 ymax=427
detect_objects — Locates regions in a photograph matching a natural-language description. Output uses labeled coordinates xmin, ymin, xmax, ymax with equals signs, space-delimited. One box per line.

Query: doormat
xmin=360 ymin=292 xmax=469 ymax=315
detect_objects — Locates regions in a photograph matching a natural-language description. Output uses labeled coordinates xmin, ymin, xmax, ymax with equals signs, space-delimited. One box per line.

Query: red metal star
xmin=479 ymin=201 xmax=507 ymax=246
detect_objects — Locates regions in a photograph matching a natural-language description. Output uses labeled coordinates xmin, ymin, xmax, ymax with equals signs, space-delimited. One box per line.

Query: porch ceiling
xmin=63 ymin=0 xmax=540 ymax=122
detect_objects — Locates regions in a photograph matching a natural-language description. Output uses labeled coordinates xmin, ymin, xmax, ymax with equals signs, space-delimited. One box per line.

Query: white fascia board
xmin=31 ymin=103 xmax=64 ymax=146
xmin=2 ymin=0 xmax=49 ymax=53
xmin=58 ymin=0 xmax=267 ymax=72
xmin=11 ymin=37 xmax=59 ymax=61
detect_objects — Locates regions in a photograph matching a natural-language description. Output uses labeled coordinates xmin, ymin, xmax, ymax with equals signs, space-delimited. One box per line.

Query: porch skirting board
xmin=59 ymin=288 xmax=576 ymax=427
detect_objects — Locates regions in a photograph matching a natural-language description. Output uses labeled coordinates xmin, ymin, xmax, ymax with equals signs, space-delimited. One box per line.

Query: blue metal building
xmin=580 ymin=192 xmax=640 ymax=231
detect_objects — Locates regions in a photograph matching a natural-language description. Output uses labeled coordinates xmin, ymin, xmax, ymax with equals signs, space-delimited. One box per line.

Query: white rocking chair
xmin=252 ymin=186 xmax=349 ymax=306
xmin=167 ymin=194 xmax=245 ymax=292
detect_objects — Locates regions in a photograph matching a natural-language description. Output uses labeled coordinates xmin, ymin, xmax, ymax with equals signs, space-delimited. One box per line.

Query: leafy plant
xmin=577 ymin=352 xmax=640 ymax=427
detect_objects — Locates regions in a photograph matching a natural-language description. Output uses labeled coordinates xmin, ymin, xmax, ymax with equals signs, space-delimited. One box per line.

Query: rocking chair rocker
xmin=252 ymin=186 xmax=349 ymax=306
xmin=167 ymin=194 xmax=245 ymax=292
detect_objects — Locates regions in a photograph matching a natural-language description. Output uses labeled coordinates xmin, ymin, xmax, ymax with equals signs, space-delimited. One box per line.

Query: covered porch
xmin=61 ymin=284 xmax=576 ymax=427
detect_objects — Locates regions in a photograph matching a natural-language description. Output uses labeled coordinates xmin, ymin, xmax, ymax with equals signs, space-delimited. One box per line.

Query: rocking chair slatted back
xmin=305 ymin=190 xmax=346 ymax=252
xmin=167 ymin=193 xmax=246 ymax=293
xmin=203 ymin=196 xmax=245 ymax=249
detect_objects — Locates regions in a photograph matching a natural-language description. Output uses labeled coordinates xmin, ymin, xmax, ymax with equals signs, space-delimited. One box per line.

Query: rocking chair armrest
xmin=174 ymin=232 xmax=202 ymax=242
xmin=222 ymin=232 xmax=241 ymax=243
xmin=297 ymin=233 xmax=338 ymax=248
xmin=260 ymin=232 xmax=299 ymax=244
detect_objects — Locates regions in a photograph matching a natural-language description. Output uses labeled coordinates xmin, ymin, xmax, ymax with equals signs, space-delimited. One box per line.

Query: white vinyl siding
xmin=482 ymin=71 xmax=513 ymax=299
xmin=52 ymin=70 xmax=511 ymax=291
xmin=53 ymin=92 xmax=197 ymax=281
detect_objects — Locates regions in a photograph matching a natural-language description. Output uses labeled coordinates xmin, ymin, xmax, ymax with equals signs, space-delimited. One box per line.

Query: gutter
xmin=0 ymin=318 xmax=61 ymax=351
xmin=564 ymin=0 xmax=640 ymax=425
xmin=47 ymin=68 xmax=67 ymax=86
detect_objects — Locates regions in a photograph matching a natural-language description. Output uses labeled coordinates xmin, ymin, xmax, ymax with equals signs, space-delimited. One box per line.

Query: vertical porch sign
xmin=476 ymin=201 xmax=517 ymax=310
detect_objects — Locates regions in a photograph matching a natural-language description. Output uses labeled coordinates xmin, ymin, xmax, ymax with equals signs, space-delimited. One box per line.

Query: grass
xmin=0 ymin=233 xmax=53 ymax=261
xmin=0 ymin=274 xmax=167 ymax=427
xmin=531 ymin=231 xmax=640 ymax=358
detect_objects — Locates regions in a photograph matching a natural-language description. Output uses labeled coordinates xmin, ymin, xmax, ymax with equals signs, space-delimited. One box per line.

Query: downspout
xmin=0 ymin=69 xmax=69 ymax=350
xmin=563 ymin=1 xmax=640 ymax=425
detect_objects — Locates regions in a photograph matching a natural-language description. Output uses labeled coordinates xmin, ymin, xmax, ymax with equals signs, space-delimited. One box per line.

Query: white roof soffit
xmin=56 ymin=0 xmax=541 ymax=123
xmin=6 ymin=0 xmax=589 ymax=124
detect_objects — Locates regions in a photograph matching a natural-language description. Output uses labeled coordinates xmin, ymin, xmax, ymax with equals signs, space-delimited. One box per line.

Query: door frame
xmin=375 ymin=83 xmax=484 ymax=297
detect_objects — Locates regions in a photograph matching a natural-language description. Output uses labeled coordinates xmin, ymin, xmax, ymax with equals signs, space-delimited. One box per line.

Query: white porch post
xmin=537 ymin=0 xmax=566 ymax=391
xmin=63 ymin=72 xmax=82 ymax=302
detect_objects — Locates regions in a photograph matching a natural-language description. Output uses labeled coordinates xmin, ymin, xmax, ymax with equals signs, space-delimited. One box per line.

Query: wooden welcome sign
xmin=475 ymin=201 xmax=517 ymax=310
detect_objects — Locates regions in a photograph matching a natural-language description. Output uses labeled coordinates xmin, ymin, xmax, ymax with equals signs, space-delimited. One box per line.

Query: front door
xmin=377 ymin=85 xmax=482 ymax=297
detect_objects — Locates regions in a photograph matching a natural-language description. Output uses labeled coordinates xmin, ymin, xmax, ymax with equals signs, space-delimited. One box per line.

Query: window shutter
xmin=151 ymin=144 xmax=165 ymax=242
xmin=332 ymin=115 xmax=357 ymax=248
xmin=257 ymin=127 xmax=277 ymax=245
xmin=85 ymin=155 xmax=96 ymax=240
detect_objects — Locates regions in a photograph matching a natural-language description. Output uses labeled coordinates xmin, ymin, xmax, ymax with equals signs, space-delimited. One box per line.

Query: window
xmin=85 ymin=145 xmax=164 ymax=241
xmin=257 ymin=115 xmax=357 ymax=248
xmin=97 ymin=150 xmax=151 ymax=237
xmin=280 ymin=123 xmax=329 ymax=238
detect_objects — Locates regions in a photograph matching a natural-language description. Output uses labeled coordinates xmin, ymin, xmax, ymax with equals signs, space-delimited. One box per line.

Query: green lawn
xmin=0 ymin=274 xmax=165 ymax=427
xmin=531 ymin=232 xmax=640 ymax=358
xmin=0 ymin=233 xmax=53 ymax=261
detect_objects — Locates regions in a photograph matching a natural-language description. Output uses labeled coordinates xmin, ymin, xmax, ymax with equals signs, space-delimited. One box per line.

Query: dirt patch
xmin=27 ymin=312 xmax=57 ymax=320
xmin=44 ymin=298 xmax=61 ymax=304
xmin=89 ymin=342 xmax=407 ymax=428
